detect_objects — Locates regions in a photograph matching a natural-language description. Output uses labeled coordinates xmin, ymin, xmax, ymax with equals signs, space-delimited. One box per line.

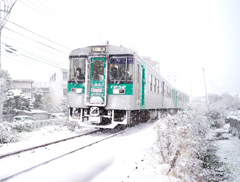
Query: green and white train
xmin=67 ymin=45 xmax=189 ymax=128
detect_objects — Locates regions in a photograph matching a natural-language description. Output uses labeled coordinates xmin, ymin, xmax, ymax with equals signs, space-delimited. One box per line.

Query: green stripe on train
xmin=68 ymin=83 xmax=85 ymax=93
xmin=68 ymin=83 xmax=133 ymax=95
xmin=108 ymin=83 xmax=133 ymax=95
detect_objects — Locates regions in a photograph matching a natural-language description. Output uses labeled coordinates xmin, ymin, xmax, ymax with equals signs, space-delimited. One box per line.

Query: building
xmin=32 ymin=82 xmax=50 ymax=95
xmin=49 ymin=68 xmax=68 ymax=106
xmin=12 ymin=79 xmax=34 ymax=99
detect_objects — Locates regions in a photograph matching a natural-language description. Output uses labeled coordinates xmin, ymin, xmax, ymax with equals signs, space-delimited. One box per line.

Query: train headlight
xmin=71 ymin=88 xmax=83 ymax=93
xmin=113 ymin=89 xmax=125 ymax=94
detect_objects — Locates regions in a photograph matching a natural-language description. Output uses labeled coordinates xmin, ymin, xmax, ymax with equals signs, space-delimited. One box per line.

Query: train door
xmin=141 ymin=65 xmax=145 ymax=108
xmin=136 ymin=63 xmax=141 ymax=107
xmin=85 ymin=57 xmax=107 ymax=106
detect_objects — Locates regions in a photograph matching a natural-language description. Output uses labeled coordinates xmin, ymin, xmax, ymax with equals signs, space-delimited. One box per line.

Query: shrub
xmin=154 ymin=106 xmax=211 ymax=181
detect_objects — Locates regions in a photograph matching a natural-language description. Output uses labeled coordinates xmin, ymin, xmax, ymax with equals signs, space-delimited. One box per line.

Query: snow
xmin=8 ymin=89 xmax=23 ymax=96
xmin=31 ymin=110 xmax=48 ymax=114
xmin=213 ymin=123 xmax=240 ymax=182
xmin=1 ymin=117 xmax=240 ymax=181
xmin=0 ymin=125 xmax=95 ymax=156
xmin=1 ymin=120 xmax=177 ymax=182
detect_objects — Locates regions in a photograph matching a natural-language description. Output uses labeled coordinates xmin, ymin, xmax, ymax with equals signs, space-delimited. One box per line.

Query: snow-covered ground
xmin=1 ymin=117 xmax=240 ymax=181
xmin=0 ymin=119 xmax=177 ymax=182
xmin=213 ymin=123 xmax=240 ymax=182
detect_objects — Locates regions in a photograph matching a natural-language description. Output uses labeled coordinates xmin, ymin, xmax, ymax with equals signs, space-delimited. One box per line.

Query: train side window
xmin=154 ymin=78 xmax=157 ymax=93
xmin=161 ymin=82 xmax=164 ymax=94
xmin=167 ymin=87 xmax=171 ymax=97
xmin=156 ymin=79 xmax=159 ymax=94
xmin=152 ymin=76 xmax=155 ymax=92
xmin=149 ymin=74 xmax=152 ymax=91
xmin=109 ymin=56 xmax=133 ymax=83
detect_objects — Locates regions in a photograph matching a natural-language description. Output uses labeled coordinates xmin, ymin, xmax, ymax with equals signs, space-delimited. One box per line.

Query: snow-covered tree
xmin=208 ymin=93 xmax=240 ymax=127
xmin=42 ymin=92 xmax=59 ymax=113
xmin=3 ymin=90 xmax=33 ymax=115
xmin=209 ymin=93 xmax=240 ymax=113
xmin=59 ymin=98 xmax=67 ymax=114
xmin=0 ymin=70 xmax=12 ymax=94
xmin=33 ymin=92 xmax=44 ymax=109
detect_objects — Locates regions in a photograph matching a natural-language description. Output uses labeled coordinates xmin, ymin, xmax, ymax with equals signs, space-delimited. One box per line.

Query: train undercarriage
xmin=68 ymin=107 xmax=163 ymax=129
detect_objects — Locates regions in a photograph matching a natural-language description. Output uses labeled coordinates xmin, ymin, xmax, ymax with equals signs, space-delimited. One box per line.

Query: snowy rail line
xmin=0 ymin=130 xmax=99 ymax=160
xmin=0 ymin=130 xmax=125 ymax=181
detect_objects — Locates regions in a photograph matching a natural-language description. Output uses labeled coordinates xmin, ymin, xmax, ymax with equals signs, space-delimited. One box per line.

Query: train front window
xmin=109 ymin=56 xmax=133 ymax=83
xmin=69 ymin=58 xmax=86 ymax=82
xmin=92 ymin=59 xmax=104 ymax=81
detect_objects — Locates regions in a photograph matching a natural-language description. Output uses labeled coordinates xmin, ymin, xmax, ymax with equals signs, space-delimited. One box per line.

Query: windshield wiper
xmin=117 ymin=72 xmax=125 ymax=85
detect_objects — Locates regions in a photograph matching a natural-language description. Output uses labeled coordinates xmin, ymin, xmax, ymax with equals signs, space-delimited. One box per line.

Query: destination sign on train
xmin=91 ymin=46 xmax=106 ymax=52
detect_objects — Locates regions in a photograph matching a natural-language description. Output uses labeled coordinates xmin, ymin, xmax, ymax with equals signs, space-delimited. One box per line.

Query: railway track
xmin=0 ymin=129 xmax=125 ymax=181
xmin=0 ymin=130 xmax=99 ymax=160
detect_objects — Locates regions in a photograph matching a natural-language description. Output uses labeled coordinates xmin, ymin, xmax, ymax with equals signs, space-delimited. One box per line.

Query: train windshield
xmin=69 ymin=58 xmax=86 ymax=82
xmin=109 ymin=56 xmax=133 ymax=83
xmin=92 ymin=59 xmax=104 ymax=81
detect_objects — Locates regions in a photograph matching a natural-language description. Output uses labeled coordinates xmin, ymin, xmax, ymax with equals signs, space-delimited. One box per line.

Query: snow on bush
xmin=154 ymin=106 xmax=212 ymax=181
xmin=0 ymin=118 xmax=74 ymax=144
xmin=208 ymin=93 xmax=240 ymax=128
xmin=0 ymin=123 xmax=18 ymax=143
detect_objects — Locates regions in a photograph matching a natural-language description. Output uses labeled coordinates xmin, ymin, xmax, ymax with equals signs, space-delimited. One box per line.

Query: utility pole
xmin=202 ymin=67 xmax=209 ymax=109
xmin=0 ymin=0 xmax=18 ymax=121
xmin=0 ymin=0 xmax=3 ymax=121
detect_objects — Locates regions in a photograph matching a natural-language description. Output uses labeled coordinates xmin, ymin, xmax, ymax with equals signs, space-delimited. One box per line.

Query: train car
xmin=67 ymin=45 xmax=189 ymax=128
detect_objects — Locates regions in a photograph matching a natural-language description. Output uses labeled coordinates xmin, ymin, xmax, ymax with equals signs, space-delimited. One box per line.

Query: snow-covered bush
xmin=3 ymin=89 xmax=33 ymax=115
xmin=63 ymin=119 xmax=79 ymax=131
xmin=0 ymin=123 xmax=18 ymax=143
xmin=208 ymin=93 xmax=240 ymax=128
xmin=10 ymin=121 xmax=32 ymax=133
xmin=0 ymin=119 xmax=69 ymax=144
xmin=154 ymin=106 xmax=211 ymax=181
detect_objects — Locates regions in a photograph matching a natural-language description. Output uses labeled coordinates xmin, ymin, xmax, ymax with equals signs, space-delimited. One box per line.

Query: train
xmin=67 ymin=45 xmax=189 ymax=129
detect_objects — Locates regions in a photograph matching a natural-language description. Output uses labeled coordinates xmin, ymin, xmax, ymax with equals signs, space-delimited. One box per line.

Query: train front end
xmin=67 ymin=45 xmax=134 ymax=129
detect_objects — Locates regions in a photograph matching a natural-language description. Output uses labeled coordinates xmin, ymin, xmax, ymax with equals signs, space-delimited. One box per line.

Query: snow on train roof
xmin=69 ymin=45 xmax=135 ymax=57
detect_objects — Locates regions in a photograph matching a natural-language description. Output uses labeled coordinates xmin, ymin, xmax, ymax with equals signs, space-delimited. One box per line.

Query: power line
xmin=3 ymin=47 xmax=67 ymax=69
xmin=4 ymin=27 xmax=68 ymax=54
xmin=17 ymin=0 xmax=84 ymax=42
xmin=2 ymin=18 xmax=71 ymax=51
xmin=2 ymin=34 xmax=67 ymax=58
xmin=0 ymin=0 xmax=17 ymax=31
xmin=18 ymin=0 xmax=64 ymax=26
xmin=25 ymin=0 xmax=71 ymax=26
xmin=2 ymin=42 xmax=67 ymax=67
xmin=2 ymin=52 xmax=57 ymax=72
xmin=18 ymin=0 xmax=77 ymax=32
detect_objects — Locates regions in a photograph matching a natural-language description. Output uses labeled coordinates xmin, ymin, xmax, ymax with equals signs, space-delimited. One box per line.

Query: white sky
xmin=1 ymin=0 xmax=240 ymax=97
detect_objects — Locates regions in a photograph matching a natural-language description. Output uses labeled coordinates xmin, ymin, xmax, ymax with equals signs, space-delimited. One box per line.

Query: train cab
xmin=68 ymin=45 xmax=136 ymax=128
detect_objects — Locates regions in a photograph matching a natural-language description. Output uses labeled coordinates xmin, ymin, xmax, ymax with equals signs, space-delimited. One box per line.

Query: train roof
xmin=69 ymin=45 xmax=135 ymax=57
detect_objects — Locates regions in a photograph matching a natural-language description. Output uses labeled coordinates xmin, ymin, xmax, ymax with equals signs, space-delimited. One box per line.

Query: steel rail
xmin=1 ymin=130 xmax=124 ymax=181
xmin=0 ymin=130 xmax=100 ymax=159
